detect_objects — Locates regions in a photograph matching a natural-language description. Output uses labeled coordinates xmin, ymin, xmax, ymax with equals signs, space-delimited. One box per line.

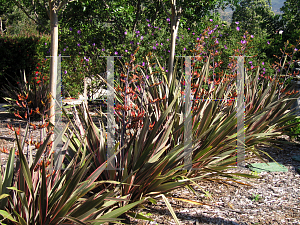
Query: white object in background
xmin=62 ymin=96 xmax=84 ymax=105
xmin=90 ymin=87 xmax=108 ymax=100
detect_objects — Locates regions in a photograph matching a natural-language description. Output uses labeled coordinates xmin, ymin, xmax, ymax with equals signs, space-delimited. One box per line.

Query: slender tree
xmin=13 ymin=0 xmax=74 ymax=126
xmin=0 ymin=0 xmax=9 ymax=35
xmin=161 ymin=0 xmax=181 ymax=86
xmin=160 ymin=0 xmax=240 ymax=86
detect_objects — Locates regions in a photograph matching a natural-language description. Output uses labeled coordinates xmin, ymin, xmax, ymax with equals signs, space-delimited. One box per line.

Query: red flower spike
xmin=30 ymin=123 xmax=36 ymax=130
xmin=14 ymin=111 xmax=23 ymax=119
xmin=149 ymin=122 xmax=155 ymax=130
xmin=16 ymin=126 xmax=21 ymax=135
xmin=35 ymin=142 xmax=41 ymax=149
xmin=1 ymin=147 xmax=9 ymax=154
xmin=35 ymin=107 xmax=40 ymax=114
xmin=16 ymin=101 xmax=21 ymax=107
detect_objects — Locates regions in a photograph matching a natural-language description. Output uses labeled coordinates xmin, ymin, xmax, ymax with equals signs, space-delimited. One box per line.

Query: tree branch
xmin=150 ymin=0 xmax=160 ymax=23
xmin=102 ymin=0 xmax=110 ymax=9
xmin=160 ymin=0 xmax=171 ymax=18
xmin=35 ymin=0 xmax=50 ymax=19
xmin=57 ymin=0 xmax=76 ymax=11
xmin=12 ymin=0 xmax=50 ymax=33
xmin=132 ymin=0 xmax=141 ymax=33
xmin=102 ymin=0 xmax=124 ymax=43
xmin=43 ymin=0 xmax=50 ymax=18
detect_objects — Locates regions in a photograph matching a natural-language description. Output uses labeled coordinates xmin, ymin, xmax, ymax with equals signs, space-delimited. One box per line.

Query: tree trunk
xmin=0 ymin=17 xmax=3 ymax=36
xmin=167 ymin=1 xmax=181 ymax=86
xmin=132 ymin=0 xmax=141 ymax=33
xmin=49 ymin=1 xmax=59 ymax=127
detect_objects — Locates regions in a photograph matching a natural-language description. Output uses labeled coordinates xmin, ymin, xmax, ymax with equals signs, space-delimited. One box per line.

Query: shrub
xmin=2 ymin=70 xmax=50 ymax=120
xmin=283 ymin=117 xmax=300 ymax=141
xmin=0 ymin=123 xmax=145 ymax=224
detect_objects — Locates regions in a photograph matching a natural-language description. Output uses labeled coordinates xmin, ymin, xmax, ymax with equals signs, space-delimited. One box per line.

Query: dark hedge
xmin=0 ymin=35 xmax=50 ymax=101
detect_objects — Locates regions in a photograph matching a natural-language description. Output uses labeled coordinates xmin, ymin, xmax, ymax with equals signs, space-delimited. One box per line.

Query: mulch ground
xmin=128 ymin=141 xmax=300 ymax=225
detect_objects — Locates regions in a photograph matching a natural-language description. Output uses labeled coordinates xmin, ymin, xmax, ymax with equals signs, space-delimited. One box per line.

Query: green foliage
xmin=0 ymin=148 xmax=15 ymax=210
xmin=7 ymin=0 xmax=298 ymax=98
xmin=230 ymin=0 xmax=282 ymax=65
xmin=2 ymin=0 xmax=299 ymax=97
xmin=231 ymin=0 xmax=275 ymax=35
xmin=283 ymin=117 xmax=300 ymax=141
xmin=54 ymin=0 xmax=243 ymax=96
xmin=0 ymin=5 xmax=40 ymax=36
xmin=9 ymin=0 xmax=50 ymax=33
xmin=58 ymin=5 xmax=294 ymax=97
xmin=251 ymin=193 xmax=263 ymax=202
xmin=280 ymin=0 xmax=300 ymax=46
xmin=259 ymin=0 xmax=300 ymax=61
